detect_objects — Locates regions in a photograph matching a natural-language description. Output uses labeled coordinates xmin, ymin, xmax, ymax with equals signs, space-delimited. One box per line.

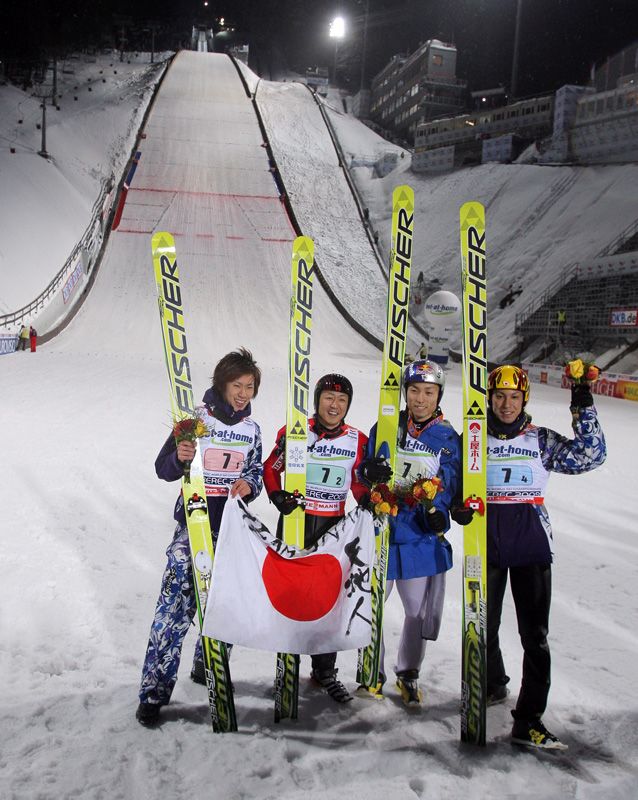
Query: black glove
xmin=570 ymin=382 xmax=594 ymax=409
xmin=427 ymin=509 xmax=447 ymax=533
xmin=359 ymin=456 xmax=393 ymax=485
xmin=358 ymin=493 xmax=372 ymax=511
xmin=269 ymin=490 xmax=301 ymax=515
xmin=451 ymin=505 xmax=475 ymax=526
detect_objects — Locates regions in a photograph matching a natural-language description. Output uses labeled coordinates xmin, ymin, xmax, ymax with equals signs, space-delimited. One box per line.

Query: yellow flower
xmin=194 ymin=419 xmax=208 ymax=438
xmin=568 ymin=358 xmax=584 ymax=379
xmin=422 ymin=481 xmax=438 ymax=500
xmin=377 ymin=502 xmax=391 ymax=515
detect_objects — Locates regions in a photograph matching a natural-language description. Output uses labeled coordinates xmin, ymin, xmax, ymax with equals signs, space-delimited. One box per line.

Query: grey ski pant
xmin=380 ymin=571 xmax=446 ymax=678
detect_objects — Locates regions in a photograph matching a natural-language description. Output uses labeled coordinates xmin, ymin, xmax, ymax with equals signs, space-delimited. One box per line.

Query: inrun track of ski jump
xmin=1 ymin=51 xmax=637 ymax=800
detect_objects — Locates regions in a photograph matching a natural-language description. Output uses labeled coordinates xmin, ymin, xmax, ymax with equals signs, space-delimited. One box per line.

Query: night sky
xmin=259 ymin=0 xmax=638 ymax=96
xmin=2 ymin=0 xmax=638 ymax=97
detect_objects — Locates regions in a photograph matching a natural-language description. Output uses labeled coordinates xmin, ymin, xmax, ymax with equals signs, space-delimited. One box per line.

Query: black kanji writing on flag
xmin=346 ymin=596 xmax=371 ymax=635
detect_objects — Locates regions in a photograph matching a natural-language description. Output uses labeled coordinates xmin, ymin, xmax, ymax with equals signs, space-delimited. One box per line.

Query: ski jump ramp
xmin=63 ymin=50 xmax=379 ymax=389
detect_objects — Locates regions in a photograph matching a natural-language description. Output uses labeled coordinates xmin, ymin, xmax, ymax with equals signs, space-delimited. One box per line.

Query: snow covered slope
xmin=257 ymin=79 xmax=391 ymax=345
xmin=0 ymin=53 xmax=168 ymax=312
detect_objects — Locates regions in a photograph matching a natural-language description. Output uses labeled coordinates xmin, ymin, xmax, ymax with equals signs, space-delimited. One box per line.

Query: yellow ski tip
xmin=152 ymin=231 xmax=176 ymax=253
xmin=459 ymin=202 xmax=485 ymax=231
xmin=292 ymin=235 xmax=314 ymax=263
xmin=392 ymin=185 xmax=414 ymax=210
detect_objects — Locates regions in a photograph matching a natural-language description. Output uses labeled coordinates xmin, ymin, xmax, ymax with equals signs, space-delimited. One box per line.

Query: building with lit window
xmin=567 ymin=42 xmax=638 ymax=164
xmin=412 ymin=40 xmax=638 ymax=172
xmin=368 ymin=39 xmax=467 ymax=141
xmin=413 ymin=95 xmax=554 ymax=171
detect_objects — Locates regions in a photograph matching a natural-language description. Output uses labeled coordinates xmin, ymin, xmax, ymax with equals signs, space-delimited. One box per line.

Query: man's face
xmin=406 ymin=382 xmax=439 ymax=422
xmin=317 ymin=391 xmax=349 ymax=428
xmin=223 ymin=373 xmax=255 ymax=411
xmin=491 ymin=389 xmax=524 ymax=424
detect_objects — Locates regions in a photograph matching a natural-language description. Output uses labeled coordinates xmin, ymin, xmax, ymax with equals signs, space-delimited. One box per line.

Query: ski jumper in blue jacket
xmin=359 ymin=360 xmax=462 ymax=700
xmin=364 ymin=403 xmax=461 ymax=689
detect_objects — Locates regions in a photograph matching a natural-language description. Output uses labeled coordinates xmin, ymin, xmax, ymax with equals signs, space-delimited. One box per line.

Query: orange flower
xmin=564 ymin=359 xmax=600 ymax=385
xmin=396 ymin=474 xmax=444 ymax=512
xmin=371 ymin=482 xmax=399 ymax=518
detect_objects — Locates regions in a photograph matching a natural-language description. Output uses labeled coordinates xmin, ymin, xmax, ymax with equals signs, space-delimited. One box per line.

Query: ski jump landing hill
xmin=111 ymin=49 xmax=381 ymax=358
xmin=47 ymin=50 xmax=383 ymax=442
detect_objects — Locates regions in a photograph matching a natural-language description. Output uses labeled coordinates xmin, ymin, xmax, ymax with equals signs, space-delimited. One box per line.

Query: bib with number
xmin=487 ymin=426 xmax=548 ymax=504
xmin=305 ymin=425 xmax=360 ymax=515
xmin=198 ymin=407 xmax=258 ymax=497
xmin=394 ymin=434 xmax=441 ymax=490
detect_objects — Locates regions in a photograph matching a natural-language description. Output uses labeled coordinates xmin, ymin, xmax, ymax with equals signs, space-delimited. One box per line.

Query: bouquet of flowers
xmin=369 ymin=483 xmax=399 ymax=518
xmin=564 ymin=358 xmax=600 ymax=384
xmin=395 ymin=475 xmax=444 ymax=512
xmin=172 ymin=414 xmax=208 ymax=482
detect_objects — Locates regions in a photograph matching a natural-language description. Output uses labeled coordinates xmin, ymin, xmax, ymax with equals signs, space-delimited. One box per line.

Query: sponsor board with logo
xmin=610 ymin=308 xmax=638 ymax=327
xmin=522 ymin=362 xmax=638 ymax=402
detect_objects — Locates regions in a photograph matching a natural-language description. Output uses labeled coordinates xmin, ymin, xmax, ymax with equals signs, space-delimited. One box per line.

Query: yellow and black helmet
xmin=487 ymin=365 xmax=530 ymax=405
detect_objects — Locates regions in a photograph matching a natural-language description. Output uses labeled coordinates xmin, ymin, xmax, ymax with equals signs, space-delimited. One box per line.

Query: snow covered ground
xmin=1 ymin=51 xmax=637 ymax=800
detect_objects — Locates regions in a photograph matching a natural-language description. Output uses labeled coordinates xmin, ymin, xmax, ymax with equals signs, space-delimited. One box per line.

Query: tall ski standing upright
xmin=357 ymin=185 xmax=414 ymax=689
xmin=459 ymin=202 xmax=488 ymax=745
xmin=274 ymin=235 xmax=315 ymax=723
xmin=151 ymin=231 xmax=237 ymax=733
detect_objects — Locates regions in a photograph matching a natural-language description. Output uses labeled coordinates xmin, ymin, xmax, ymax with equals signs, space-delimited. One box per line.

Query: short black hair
xmin=212 ymin=348 xmax=261 ymax=397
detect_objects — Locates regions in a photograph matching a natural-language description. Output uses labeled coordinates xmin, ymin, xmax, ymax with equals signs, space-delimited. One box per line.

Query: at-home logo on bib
xmin=311 ymin=443 xmax=356 ymax=459
xmin=211 ymin=430 xmax=252 ymax=446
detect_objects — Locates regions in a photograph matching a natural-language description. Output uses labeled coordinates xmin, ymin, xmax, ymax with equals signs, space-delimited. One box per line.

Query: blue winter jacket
xmin=487 ymin=403 xmax=606 ymax=568
xmin=155 ymin=387 xmax=263 ymax=532
xmin=365 ymin=411 xmax=462 ymax=580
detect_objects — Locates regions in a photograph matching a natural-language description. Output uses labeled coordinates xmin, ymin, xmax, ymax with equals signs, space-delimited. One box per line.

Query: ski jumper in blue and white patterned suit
xmin=486 ymin=391 xmax=606 ymax=724
xmin=138 ymin=385 xmax=263 ymax=707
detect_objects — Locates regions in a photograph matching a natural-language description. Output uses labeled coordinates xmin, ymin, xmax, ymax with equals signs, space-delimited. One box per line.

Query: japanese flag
xmin=202 ymin=498 xmax=375 ymax=654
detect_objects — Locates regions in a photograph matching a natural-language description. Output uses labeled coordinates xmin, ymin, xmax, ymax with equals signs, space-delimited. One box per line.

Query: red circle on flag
xmin=261 ymin=550 xmax=342 ymax=621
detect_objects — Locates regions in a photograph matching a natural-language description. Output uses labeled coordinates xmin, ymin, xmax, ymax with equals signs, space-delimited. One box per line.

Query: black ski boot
xmin=511 ymin=718 xmax=568 ymax=750
xmin=135 ymin=702 xmax=161 ymax=727
xmin=310 ymin=670 xmax=353 ymax=704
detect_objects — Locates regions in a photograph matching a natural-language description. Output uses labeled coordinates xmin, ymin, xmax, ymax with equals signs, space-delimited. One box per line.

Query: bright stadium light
xmin=329 ymin=16 xmax=345 ymax=85
xmin=329 ymin=16 xmax=345 ymax=40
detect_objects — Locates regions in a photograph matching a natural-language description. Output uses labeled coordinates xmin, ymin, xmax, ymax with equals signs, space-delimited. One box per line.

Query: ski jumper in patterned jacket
xmin=487 ymin=404 xmax=606 ymax=568
xmin=155 ymin=385 xmax=263 ymax=534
